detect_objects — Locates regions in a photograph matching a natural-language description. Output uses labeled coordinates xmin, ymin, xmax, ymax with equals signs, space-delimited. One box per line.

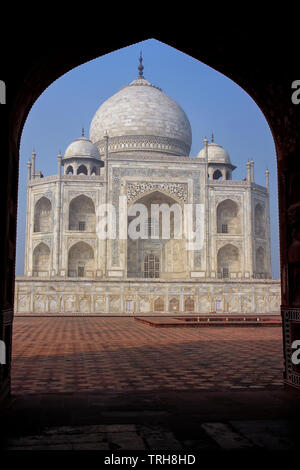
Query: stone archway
xmin=127 ymin=190 xmax=186 ymax=279
xmin=68 ymin=241 xmax=95 ymax=278
xmin=32 ymin=242 xmax=50 ymax=277
xmin=1 ymin=31 xmax=300 ymax=399
xmin=217 ymin=199 xmax=241 ymax=234
xmin=34 ymin=196 xmax=52 ymax=233
xmin=68 ymin=194 xmax=96 ymax=231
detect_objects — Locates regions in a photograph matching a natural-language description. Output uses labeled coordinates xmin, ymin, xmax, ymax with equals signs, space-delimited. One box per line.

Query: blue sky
xmin=17 ymin=38 xmax=280 ymax=278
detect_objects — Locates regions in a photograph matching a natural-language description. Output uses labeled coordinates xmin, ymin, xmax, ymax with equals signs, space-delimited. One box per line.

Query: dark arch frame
xmin=1 ymin=30 xmax=300 ymax=400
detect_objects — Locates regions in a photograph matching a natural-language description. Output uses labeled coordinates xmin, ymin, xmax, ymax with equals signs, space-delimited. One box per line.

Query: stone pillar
xmin=57 ymin=152 xmax=62 ymax=177
xmin=31 ymin=151 xmax=36 ymax=178
xmin=27 ymin=160 xmax=31 ymax=181
xmin=265 ymin=168 xmax=269 ymax=189
xmin=250 ymin=160 xmax=255 ymax=183
xmin=204 ymin=137 xmax=210 ymax=277
xmin=54 ymin=158 xmax=62 ymax=275
xmin=246 ymin=161 xmax=251 ymax=182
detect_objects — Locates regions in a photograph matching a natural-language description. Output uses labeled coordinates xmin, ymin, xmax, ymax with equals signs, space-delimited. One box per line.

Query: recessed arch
xmin=213 ymin=169 xmax=222 ymax=180
xmin=68 ymin=241 xmax=95 ymax=277
xmin=32 ymin=242 xmax=50 ymax=276
xmin=216 ymin=199 xmax=240 ymax=234
xmin=66 ymin=165 xmax=74 ymax=175
xmin=34 ymin=196 xmax=52 ymax=233
xmin=256 ymin=245 xmax=266 ymax=276
xmin=3 ymin=36 xmax=295 ymax=401
xmin=153 ymin=296 xmax=164 ymax=312
xmin=77 ymin=164 xmax=88 ymax=175
xmin=69 ymin=194 xmax=95 ymax=231
xmin=217 ymin=243 xmax=240 ymax=278
xmin=255 ymin=203 xmax=265 ymax=237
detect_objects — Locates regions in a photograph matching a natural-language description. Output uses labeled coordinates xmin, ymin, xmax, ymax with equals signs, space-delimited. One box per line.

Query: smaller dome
xmin=197 ymin=141 xmax=231 ymax=164
xmin=64 ymin=133 xmax=101 ymax=160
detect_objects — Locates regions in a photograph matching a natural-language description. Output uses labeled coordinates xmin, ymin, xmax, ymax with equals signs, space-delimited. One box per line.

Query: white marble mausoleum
xmin=15 ymin=56 xmax=281 ymax=315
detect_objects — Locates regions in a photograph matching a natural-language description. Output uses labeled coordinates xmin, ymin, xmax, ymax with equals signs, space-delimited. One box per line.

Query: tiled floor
xmin=11 ymin=317 xmax=284 ymax=394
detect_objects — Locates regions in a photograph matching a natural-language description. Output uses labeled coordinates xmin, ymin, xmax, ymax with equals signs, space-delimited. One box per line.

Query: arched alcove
xmin=217 ymin=243 xmax=240 ymax=278
xmin=69 ymin=194 xmax=95 ymax=231
xmin=255 ymin=203 xmax=265 ymax=237
xmin=32 ymin=242 xmax=50 ymax=276
xmin=127 ymin=190 xmax=185 ymax=278
xmin=213 ymin=169 xmax=222 ymax=180
xmin=217 ymin=199 xmax=240 ymax=234
xmin=68 ymin=241 xmax=95 ymax=277
xmin=256 ymin=246 xmax=266 ymax=276
xmin=77 ymin=164 xmax=88 ymax=175
xmin=3 ymin=33 xmax=297 ymax=403
xmin=34 ymin=196 xmax=52 ymax=233
xmin=66 ymin=165 xmax=74 ymax=175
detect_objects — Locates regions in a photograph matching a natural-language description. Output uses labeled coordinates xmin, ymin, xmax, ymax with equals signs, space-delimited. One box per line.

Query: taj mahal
xmin=14 ymin=56 xmax=281 ymax=315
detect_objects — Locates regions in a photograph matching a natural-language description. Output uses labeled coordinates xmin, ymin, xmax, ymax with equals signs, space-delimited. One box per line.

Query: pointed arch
xmin=77 ymin=164 xmax=88 ymax=175
xmin=68 ymin=241 xmax=95 ymax=277
xmin=69 ymin=194 xmax=95 ymax=231
xmin=33 ymin=242 xmax=50 ymax=276
xmin=34 ymin=196 xmax=52 ymax=232
xmin=217 ymin=199 xmax=241 ymax=234
xmin=255 ymin=203 xmax=265 ymax=237
xmin=217 ymin=243 xmax=240 ymax=278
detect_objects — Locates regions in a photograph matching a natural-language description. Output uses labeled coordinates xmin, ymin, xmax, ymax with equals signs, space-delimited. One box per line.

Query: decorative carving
xmin=127 ymin=182 xmax=188 ymax=203
xmin=215 ymin=194 xmax=241 ymax=205
xmin=68 ymin=190 xmax=97 ymax=204
xmin=97 ymin=134 xmax=190 ymax=157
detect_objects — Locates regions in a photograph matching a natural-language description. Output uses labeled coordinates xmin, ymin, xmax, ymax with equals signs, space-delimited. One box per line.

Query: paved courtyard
xmin=11 ymin=317 xmax=284 ymax=394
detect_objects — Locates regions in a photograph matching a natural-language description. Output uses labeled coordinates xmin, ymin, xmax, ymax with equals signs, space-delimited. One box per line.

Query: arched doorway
xmin=1 ymin=32 xmax=299 ymax=402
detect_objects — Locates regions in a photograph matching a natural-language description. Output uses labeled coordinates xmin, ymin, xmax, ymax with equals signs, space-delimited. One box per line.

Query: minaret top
xmin=138 ymin=52 xmax=144 ymax=78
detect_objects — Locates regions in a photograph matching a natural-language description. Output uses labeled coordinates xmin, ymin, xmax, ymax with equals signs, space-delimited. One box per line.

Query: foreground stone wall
xmin=14 ymin=278 xmax=281 ymax=315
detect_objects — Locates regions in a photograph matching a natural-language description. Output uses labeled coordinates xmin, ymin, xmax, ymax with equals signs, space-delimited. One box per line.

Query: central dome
xmin=89 ymin=69 xmax=192 ymax=157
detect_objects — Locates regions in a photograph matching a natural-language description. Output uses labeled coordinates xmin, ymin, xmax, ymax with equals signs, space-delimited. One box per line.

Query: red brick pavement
xmin=11 ymin=317 xmax=284 ymax=395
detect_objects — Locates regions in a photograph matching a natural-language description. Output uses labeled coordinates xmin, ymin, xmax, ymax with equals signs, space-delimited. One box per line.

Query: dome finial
xmin=81 ymin=127 xmax=85 ymax=137
xmin=211 ymin=132 xmax=214 ymax=143
xmin=138 ymin=51 xmax=144 ymax=78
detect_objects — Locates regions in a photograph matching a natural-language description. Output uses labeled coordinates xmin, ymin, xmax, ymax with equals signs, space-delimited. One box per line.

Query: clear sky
xmin=17 ymin=38 xmax=280 ymax=278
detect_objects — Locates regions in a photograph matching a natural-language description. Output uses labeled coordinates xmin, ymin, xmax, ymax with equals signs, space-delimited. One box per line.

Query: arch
xmin=256 ymin=246 xmax=265 ymax=276
xmin=217 ymin=199 xmax=240 ymax=234
xmin=3 ymin=37 xmax=293 ymax=400
xmin=33 ymin=242 xmax=50 ymax=276
xmin=66 ymin=165 xmax=74 ymax=175
xmin=77 ymin=164 xmax=88 ymax=175
xmin=91 ymin=166 xmax=98 ymax=175
xmin=213 ymin=169 xmax=222 ymax=180
xmin=255 ymin=203 xmax=265 ymax=237
xmin=217 ymin=243 xmax=240 ymax=278
xmin=153 ymin=297 xmax=164 ymax=312
xmin=68 ymin=241 xmax=95 ymax=277
xmin=127 ymin=190 xmax=185 ymax=278
xmin=184 ymin=296 xmax=195 ymax=312
xmin=169 ymin=297 xmax=179 ymax=312
xmin=34 ymin=196 xmax=52 ymax=232
xmin=69 ymin=194 xmax=95 ymax=231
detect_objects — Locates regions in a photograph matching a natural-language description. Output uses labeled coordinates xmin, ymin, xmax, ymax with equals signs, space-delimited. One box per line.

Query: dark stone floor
xmin=1 ymin=388 xmax=300 ymax=453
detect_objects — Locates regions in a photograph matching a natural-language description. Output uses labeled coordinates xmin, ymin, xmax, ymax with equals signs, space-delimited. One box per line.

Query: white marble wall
xmin=14 ymin=278 xmax=281 ymax=315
